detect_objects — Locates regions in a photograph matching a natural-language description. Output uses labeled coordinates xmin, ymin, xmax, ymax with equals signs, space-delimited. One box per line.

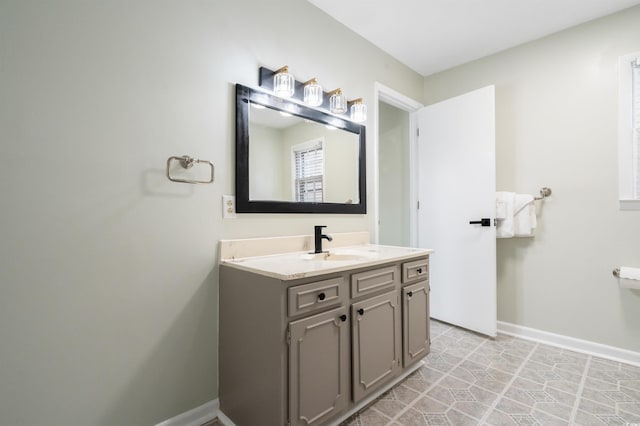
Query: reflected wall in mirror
xmin=236 ymin=84 xmax=366 ymax=214
xmin=249 ymin=105 xmax=359 ymax=204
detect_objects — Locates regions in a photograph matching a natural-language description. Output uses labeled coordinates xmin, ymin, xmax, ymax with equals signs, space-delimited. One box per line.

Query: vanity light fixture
xmin=273 ymin=66 xmax=295 ymax=98
xmin=328 ymin=88 xmax=347 ymax=115
xmin=348 ymin=98 xmax=367 ymax=123
xmin=258 ymin=66 xmax=366 ymax=121
xmin=303 ymin=78 xmax=323 ymax=107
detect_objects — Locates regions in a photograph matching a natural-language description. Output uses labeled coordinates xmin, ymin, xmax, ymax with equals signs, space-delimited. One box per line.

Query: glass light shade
xmin=303 ymin=82 xmax=323 ymax=107
xmin=350 ymin=102 xmax=367 ymax=122
xmin=329 ymin=92 xmax=347 ymax=114
xmin=273 ymin=71 xmax=295 ymax=98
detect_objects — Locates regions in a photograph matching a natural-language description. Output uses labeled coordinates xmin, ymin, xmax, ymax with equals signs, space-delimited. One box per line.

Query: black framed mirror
xmin=235 ymin=84 xmax=366 ymax=214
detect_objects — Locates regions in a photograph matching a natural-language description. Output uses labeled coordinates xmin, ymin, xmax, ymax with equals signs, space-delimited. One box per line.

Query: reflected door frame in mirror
xmin=235 ymin=84 xmax=366 ymax=214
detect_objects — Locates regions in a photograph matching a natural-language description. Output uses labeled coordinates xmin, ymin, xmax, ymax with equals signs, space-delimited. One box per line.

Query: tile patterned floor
xmin=341 ymin=320 xmax=640 ymax=426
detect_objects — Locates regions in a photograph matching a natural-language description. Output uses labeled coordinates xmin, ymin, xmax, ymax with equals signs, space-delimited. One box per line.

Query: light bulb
xmin=329 ymin=89 xmax=347 ymax=114
xmin=303 ymin=78 xmax=323 ymax=107
xmin=273 ymin=66 xmax=295 ymax=98
xmin=350 ymin=101 xmax=367 ymax=122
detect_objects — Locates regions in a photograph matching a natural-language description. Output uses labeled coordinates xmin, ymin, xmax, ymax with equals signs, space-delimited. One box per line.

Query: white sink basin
xmin=300 ymin=250 xmax=379 ymax=262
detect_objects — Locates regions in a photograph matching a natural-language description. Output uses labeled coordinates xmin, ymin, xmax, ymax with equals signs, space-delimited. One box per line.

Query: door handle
xmin=469 ymin=218 xmax=491 ymax=227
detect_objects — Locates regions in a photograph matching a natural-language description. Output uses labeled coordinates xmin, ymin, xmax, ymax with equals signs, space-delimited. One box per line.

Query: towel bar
xmin=534 ymin=187 xmax=552 ymax=200
xmin=166 ymin=155 xmax=214 ymax=184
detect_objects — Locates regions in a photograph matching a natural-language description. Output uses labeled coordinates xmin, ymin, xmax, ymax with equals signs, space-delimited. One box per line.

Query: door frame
xmin=373 ymin=82 xmax=423 ymax=245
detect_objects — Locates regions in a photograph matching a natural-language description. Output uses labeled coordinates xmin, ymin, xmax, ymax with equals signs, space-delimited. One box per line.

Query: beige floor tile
xmin=494 ymin=396 xmax=533 ymax=415
xmin=411 ymin=395 xmax=449 ymax=414
xmin=449 ymin=400 xmax=491 ymax=420
xmin=534 ymin=401 xmax=573 ymax=421
xmin=484 ymin=409 xmax=520 ymax=425
xmin=372 ymin=398 xmax=407 ymax=419
xmin=344 ymin=321 xmax=639 ymax=426
xmin=340 ymin=407 xmax=391 ymax=426
xmin=531 ymin=409 xmax=570 ymax=425
xmin=443 ymin=409 xmax=478 ymax=425
xmin=395 ymin=408 xmax=428 ymax=426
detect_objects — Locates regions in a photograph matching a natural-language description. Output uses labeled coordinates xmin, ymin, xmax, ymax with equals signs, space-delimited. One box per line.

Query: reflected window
xmin=293 ymin=139 xmax=324 ymax=202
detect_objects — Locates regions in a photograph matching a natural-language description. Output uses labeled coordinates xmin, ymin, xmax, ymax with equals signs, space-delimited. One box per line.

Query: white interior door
xmin=417 ymin=86 xmax=497 ymax=337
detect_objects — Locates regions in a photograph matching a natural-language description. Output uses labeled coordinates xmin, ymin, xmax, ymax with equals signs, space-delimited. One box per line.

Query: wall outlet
xmin=222 ymin=195 xmax=237 ymax=219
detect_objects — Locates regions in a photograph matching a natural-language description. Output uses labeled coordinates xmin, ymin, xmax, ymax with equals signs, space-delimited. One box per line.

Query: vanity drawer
xmin=288 ymin=277 xmax=346 ymax=317
xmin=402 ymin=258 xmax=429 ymax=284
xmin=350 ymin=265 xmax=399 ymax=298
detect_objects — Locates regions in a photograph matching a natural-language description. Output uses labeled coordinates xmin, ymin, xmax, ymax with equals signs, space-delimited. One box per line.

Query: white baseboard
xmin=155 ymin=399 xmax=218 ymax=426
xmin=497 ymin=321 xmax=640 ymax=367
xmin=216 ymin=410 xmax=235 ymax=426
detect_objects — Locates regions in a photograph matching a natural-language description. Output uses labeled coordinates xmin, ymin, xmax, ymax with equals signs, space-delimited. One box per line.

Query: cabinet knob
xmin=416 ymin=268 xmax=423 ymax=274
xmin=339 ymin=314 xmax=347 ymax=322
xmin=317 ymin=292 xmax=326 ymax=301
xmin=357 ymin=308 xmax=364 ymax=316
xmin=407 ymin=291 xmax=413 ymax=298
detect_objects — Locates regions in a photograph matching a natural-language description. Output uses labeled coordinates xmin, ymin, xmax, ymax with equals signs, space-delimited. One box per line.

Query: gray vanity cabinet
xmin=219 ymin=255 xmax=430 ymax=426
xmin=288 ymin=306 xmax=350 ymax=426
xmin=402 ymin=280 xmax=430 ymax=366
xmin=351 ymin=289 xmax=401 ymax=402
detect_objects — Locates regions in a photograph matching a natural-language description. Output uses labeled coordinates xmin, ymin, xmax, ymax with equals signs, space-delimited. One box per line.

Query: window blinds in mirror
xmin=293 ymin=139 xmax=324 ymax=202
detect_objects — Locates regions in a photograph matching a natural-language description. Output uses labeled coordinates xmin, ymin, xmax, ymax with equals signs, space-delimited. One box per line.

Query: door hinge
xmin=417 ymin=200 xmax=420 ymax=210
xmin=417 ymin=127 xmax=420 ymax=137
xmin=286 ymin=328 xmax=291 ymax=346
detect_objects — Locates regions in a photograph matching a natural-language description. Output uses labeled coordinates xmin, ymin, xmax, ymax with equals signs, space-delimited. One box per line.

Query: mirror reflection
xmin=249 ymin=103 xmax=360 ymax=204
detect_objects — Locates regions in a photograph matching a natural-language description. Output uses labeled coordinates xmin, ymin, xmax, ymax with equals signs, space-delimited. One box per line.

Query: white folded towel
xmin=496 ymin=192 xmax=515 ymax=238
xmin=514 ymin=194 xmax=536 ymax=237
xmin=618 ymin=267 xmax=640 ymax=289
xmin=618 ymin=267 xmax=640 ymax=281
xmin=495 ymin=192 xmax=510 ymax=219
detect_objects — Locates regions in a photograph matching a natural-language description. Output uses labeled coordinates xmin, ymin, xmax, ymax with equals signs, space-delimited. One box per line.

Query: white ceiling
xmin=308 ymin=0 xmax=640 ymax=76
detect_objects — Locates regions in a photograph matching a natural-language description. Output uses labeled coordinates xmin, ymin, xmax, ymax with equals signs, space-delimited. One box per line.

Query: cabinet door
xmin=289 ymin=306 xmax=350 ymax=426
xmin=402 ymin=281 xmax=430 ymax=366
xmin=351 ymin=290 xmax=401 ymax=402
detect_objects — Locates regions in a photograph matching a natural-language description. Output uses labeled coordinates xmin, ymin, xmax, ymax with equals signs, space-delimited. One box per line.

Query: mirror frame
xmin=235 ymin=84 xmax=367 ymax=214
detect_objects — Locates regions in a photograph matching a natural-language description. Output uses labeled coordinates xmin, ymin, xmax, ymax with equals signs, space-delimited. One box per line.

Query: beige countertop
xmin=220 ymin=242 xmax=433 ymax=281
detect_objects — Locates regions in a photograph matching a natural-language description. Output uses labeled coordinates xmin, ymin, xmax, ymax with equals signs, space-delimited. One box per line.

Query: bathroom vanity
xmin=218 ymin=233 xmax=433 ymax=426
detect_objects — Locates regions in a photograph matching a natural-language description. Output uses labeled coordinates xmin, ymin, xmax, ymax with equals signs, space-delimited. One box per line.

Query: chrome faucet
xmin=314 ymin=225 xmax=333 ymax=254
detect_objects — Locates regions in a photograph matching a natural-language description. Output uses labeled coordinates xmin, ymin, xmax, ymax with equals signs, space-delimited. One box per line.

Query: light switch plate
xmin=222 ymin=195 xmax=237 ymax=219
